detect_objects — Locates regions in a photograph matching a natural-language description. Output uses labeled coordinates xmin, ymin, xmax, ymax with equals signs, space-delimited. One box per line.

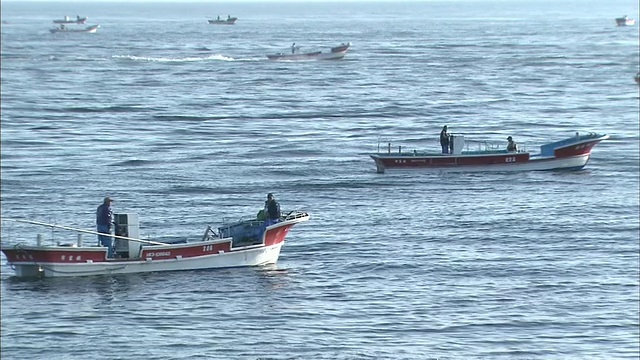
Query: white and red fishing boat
xmin=370 ymin=132 xmax=609 ymax=173
xmin=615 ymin=15 xmax=636 ymax=26
xmin=1 ymin=211 xmax=310 ymax=278
xmin=53 ymin=15 xmax=88 ymax=24
xmin=267 ymin=43 xmax=351 ymax=61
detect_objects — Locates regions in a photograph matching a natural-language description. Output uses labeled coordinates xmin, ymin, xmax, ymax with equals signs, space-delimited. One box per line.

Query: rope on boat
xmin=1 ymin=218 xmax=168 ymax=246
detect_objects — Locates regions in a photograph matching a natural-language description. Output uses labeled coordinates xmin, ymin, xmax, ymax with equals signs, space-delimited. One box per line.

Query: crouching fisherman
xmin=263 ymin=193 xmax=281 ymax=226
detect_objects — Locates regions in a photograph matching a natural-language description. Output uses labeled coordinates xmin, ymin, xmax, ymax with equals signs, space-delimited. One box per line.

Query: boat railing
xmin=220 ymin=210 xmax=308 ymax=228
xmin=0 ymin=217 xmax=166 ymax=248
xmin=375 ymin=137 xmax=528 ymax=155
xmin=282 ymin=210 xmax=309 ymax=221
xmin=463 ymin=140 xmax=528 ymax=153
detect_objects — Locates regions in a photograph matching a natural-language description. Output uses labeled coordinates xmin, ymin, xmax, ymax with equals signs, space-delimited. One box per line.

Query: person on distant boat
xmin=227 ymin=15 xmax=231 ymax=20
xmin=440 ymin=125 xmax=450 ymax=154
xmin=96 ymin=197 xmax=115 ymax=258
xmin=507 ymin=136 xmax=518 ymax=152
xmin=291 ymin=43 xmax=296 ymax=54
xmin=60 ymin=24 xmax=65 ymax=30
xmin=217 ymin=15 xmax=220 ymax=20
xmin=264 ymin=193 xmax=281 ymax=226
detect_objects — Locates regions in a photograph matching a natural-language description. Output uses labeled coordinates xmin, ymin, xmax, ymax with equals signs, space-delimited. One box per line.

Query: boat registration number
xmin=505 ymin=157 xmax=517 ymax=163
xmin=147 ymin=251 xmax=171 ymax=257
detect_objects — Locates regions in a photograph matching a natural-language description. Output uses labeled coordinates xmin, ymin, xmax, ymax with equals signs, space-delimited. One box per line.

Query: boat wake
xmin=112 ymin=54 xmax=262 ymax=62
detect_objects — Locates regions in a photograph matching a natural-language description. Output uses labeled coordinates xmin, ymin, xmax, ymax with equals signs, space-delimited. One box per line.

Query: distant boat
xmin=208 ymin=16 xmax=237 ymax=25
xmin=615 ymin=15 xmax=635 ymax=26
xmin=267 ymin=42 xmax=351 ymax=61
xmin=635 ymin=72 xmax=640 ymax=84
xmin=370 ymin=132 xmax=609 ymax=173
xmin=50 ymin=24 xmax=100 ymax=33
xmin=53 ymin=15 xmax=88 ymax=24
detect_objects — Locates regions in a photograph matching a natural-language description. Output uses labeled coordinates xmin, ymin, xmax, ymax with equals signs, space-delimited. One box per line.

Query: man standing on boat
xmin=291 ymin=43 xmax=297 ymax=54
xmin=96 ymin=197 xmax=114 ymax=258
xmin=264 ymin=193 xmax=281 ymax=226
xmin=440 ymin=125 xmax=450 ymax=154
xmin=507 ymin=136 xmax=518 ymax=152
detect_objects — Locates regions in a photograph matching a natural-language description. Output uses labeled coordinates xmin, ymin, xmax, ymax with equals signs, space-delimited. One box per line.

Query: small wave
xmin=109 ymin=159 xmax=155 ymax=167
xmin=57 ymin=105 xmax=150 ymax=113
xmin=152 ymin=115 xmax=214 ymax=122
xmin=168 ymin=185 xmax=215 ymax=194
xmin=30 ymin=125 xmax=59 ymax=131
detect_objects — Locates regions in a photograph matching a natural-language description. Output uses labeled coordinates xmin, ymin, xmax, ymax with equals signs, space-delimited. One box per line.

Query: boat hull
xmin=616 ymin=17 xmax=636 ymax=26
xmin=50 ymin=25 xmax=99 ymax=33
xmin=371 ymin=134 xmax=608 ymax=173
xmin=267 ymin=43 xmax=350 ymax=61
xmin=371 ymin=153 xmax=592 ymax=173
xmin=208 ymin=18 xmax=237 ymax=25
xmin=5 ymin=242 xmax=283 ymax=278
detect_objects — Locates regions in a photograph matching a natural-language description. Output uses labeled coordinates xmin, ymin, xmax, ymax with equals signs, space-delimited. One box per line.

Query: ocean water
xmin=1 ymin=0 xmax=639 ymax=359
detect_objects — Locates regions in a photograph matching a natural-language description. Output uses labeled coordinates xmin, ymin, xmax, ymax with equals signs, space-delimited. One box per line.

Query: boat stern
xmin=370 ymin=154 xmax=387 ymax=173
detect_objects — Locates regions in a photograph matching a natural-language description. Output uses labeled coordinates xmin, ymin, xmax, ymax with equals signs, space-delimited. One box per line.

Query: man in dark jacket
xmin=507 ymin=136 xmax=518 ymax=152
xmin=96 ymin=197 xmax=114 ymax=258
xmin=264 ymin=193 xmax=281 ymax=226
xmin=440 ymin=125 xmax=450 ymax=154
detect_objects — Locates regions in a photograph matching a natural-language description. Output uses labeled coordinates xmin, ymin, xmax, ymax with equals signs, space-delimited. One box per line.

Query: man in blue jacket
xmin=96 ymin=197 xmax=114 ymax=258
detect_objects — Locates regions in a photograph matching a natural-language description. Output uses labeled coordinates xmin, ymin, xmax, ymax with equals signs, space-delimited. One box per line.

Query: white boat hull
xmin=11 ymin=243 xmax=283 ymax=278
xmin=267 ymin=43 xmax=350 ymax=61
xmin=374 ymin=154 xmax=590 ymax=173
xmin=50 ymin=25 xmax=99 ymax=34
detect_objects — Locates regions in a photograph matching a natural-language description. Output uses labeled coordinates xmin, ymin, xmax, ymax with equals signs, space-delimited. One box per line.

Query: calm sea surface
xmin=1 ymin=1 xmax=639 ymax=359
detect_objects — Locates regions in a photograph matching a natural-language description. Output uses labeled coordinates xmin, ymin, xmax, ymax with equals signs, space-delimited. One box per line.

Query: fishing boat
xmin=615 ymin=15 xmax=636 ymax=26
xmin=208 ymin=16 xmax=237 ymax=25
xmin=267 ymin=42 xmax=351 ymax=61
xmin=50 ymin=24 xmax=100 ymax=33
xmin=1 ymin=211 xmax=310 ymax=278
xmin=370 ymin=132 xmax=609 ymax=173
xmin=635 ymin=72 xmax=640 ymax=84
xmin=53 ymin=15 xmax=88 ymax=24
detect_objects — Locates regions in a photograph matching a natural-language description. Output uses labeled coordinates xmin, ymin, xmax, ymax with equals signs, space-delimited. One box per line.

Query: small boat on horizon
xmin=267 ymin=42 xmax=351 ymax=61
xmin=53 ymin=15 xmax=88 ymax=24
xmin=208 ymin=16 xmax=237 ymax=25
xmin=1 ymin=210 xmax=310 ymax=278
xmin=50 ymin=24 xmax=100 ymax=33
xmin=615 ymin=15 xmax=635 ymax=26
xmin=370 ymin=132 xmax=609 ymax=173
